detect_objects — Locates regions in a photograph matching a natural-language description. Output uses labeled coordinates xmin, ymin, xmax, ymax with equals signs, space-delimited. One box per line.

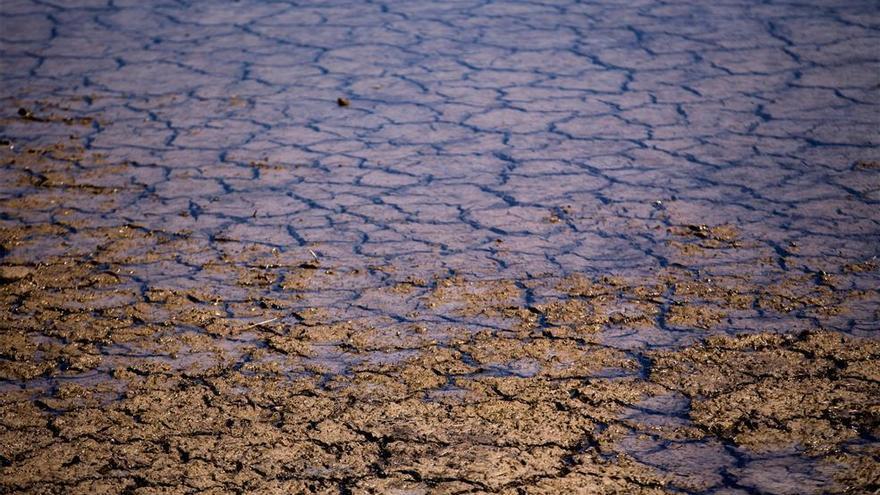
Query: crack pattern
xmin=1 ymin=0 xmax=878 ymax=493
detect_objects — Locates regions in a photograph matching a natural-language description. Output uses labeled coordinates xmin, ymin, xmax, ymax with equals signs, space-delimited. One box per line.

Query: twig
xmin=308 ymin=249 xmax=319 ymax=261
xmin=243 ymin=316 xmax=279 ymax=330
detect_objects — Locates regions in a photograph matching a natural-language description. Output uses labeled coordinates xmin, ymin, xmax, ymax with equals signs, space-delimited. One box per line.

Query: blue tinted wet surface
xmin=1 ymin=1 xmax=879 ymax=493
xmin=2 ymin=0 xmax=879 ymax=277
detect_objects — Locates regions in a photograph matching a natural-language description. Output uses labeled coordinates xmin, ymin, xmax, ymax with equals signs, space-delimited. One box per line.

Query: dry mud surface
xmin=1 ymin=1 xmax=879 ymax=494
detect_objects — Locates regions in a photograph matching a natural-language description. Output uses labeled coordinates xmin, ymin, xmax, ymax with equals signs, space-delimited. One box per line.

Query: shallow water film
xmin=1 ymin=1 xmax=879 ymax=494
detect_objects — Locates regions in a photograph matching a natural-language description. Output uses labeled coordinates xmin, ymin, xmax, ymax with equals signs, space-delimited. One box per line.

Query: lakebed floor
xmin=1 ymin=1 xmax=879 ymax=493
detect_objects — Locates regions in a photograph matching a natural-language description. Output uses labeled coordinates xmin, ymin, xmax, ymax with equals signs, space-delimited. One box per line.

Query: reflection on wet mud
xmin=1 ymin=0 xmax=879 ymax=493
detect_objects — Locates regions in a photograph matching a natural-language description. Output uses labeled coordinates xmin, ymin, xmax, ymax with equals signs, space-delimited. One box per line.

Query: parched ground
xmin=1 ymin=0 xmax=879 ymax=493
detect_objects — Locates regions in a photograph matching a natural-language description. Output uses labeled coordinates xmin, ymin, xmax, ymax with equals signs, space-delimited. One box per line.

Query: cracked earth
xmin=1 ymin=0 xmax=879 ymax=494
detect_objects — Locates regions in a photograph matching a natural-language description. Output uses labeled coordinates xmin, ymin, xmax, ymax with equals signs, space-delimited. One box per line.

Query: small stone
xmin=0 ymin=265 xmax=32 ymax=281
xmin=336 ymin=97 xmax=350 ymax=107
